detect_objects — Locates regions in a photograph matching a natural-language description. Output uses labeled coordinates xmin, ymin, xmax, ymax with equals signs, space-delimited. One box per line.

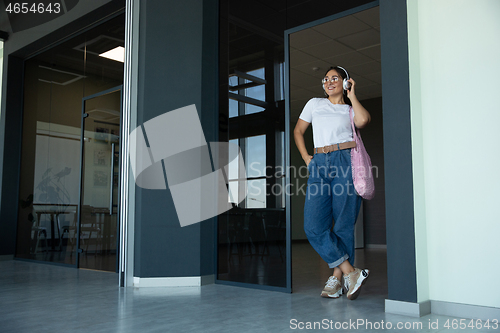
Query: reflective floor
xmin=0 ymin=244 xmax=490 ymax=333
xmin=22 ymin=248 xmax=117 ymax=271
xmin=217 ymin=241 xmax=286 ymax=287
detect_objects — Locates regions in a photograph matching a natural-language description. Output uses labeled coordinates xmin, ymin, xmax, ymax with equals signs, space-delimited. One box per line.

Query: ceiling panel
xmin=348 ymin=60 xmax=381 ymax=76
xmin=323 ymin=51 xmax=373 ymax=70
xmin=350 ymin=75 xmax=377 ymax=88
xmin=290 ymin=87 xmax=320 ymax=101
xmin=293 ymin=59 xmax=331 ymax=75
xmin=290 ymin=68 xmax=320 ymax=88
xmin=301 ymin=39 xmax=353 ymax=59
xmin=336 ymin=29 xmax=380 ymax=50
xmin=289 ymin=28 xmax=330 ymax=49
xmin=355 ymin=83 xmax=381 ymax=96
xmin=290 ymin=83 xmax=302 ymax=92
xmin=352 ymin=6 xmax=380 ymax=28
xmin=353 ymin=92 xmax=369 ymax=101
xmin=290 ymin=49 xmax=320 ymax=66
xmin=290 ymin=83 xmax=307 ymax=92
xmin=358 ymin=44 xmax=381 ymax=61
xmin=312 ymin=14 xmax=371 ymax=40
xmin=364 ymin=71 xmax=382 ymax=84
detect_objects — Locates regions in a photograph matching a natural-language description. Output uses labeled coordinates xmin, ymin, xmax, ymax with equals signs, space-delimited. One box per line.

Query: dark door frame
xmin=78 ymin=85 xmax=123 ymax=270
xmin=284 ymin=1 xmax=380 ymax=293
xmin=284 ymin=0 xmax=419 ymax=303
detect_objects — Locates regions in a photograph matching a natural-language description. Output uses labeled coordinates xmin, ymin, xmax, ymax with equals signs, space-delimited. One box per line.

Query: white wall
xmin=408 ymin=0 xmax=500 ymax=308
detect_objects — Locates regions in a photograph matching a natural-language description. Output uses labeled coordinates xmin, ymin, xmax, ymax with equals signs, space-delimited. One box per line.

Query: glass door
xmin=78 ymin=87 xmax=122 ymax=272
xmin=14 ymin=14 xmax=125 ymax=266
xmin=218 ymin=1 xmax=290 ymax=291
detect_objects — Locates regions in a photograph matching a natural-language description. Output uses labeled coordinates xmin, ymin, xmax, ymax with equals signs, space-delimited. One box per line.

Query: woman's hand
xmin=346 ymin=78 xmax=357 ymax=101
xmin=303 ymin=154 xmax=313 ymax=166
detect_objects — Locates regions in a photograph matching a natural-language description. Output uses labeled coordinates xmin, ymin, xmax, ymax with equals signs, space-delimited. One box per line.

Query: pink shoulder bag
xmin=349 ymin=107 xmax=375 ymax=200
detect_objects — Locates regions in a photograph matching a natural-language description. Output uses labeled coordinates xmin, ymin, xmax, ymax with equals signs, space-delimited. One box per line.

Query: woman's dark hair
xmin=323 ymin=66 xmax=351 ymax=106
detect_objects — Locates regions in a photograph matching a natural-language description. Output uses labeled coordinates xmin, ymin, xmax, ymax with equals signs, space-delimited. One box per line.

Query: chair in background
xmin=30 ymin=211 xmax=48 ymax=254
xmin=60 ymin=212 xmax=77 ymax=253
xmin=79 ymin=205 xmax=102 ymax=255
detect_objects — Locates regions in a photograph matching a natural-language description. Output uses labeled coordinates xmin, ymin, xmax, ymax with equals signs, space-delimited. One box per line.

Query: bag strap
xmin=349 ymin=107 xmax=359 ymax=143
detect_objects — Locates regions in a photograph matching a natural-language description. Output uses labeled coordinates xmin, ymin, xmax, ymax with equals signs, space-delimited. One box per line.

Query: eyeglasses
xmin=322 ymin=76 xmax=340 ymax=84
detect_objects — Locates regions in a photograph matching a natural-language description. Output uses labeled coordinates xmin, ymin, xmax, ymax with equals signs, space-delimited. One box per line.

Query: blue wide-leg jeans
xmin=304 ymin=149 xmax=362 ymax=268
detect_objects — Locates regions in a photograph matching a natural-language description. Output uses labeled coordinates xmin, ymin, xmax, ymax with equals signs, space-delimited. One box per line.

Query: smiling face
xmin=322 ymin=69 xmax=343 ymax=97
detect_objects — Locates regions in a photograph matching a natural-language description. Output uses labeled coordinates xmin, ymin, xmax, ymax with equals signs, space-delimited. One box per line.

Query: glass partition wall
xmin=218 ymin=1 xmax=287 ymax=289
xmin=15 ymin=14 xmax=124 ymax=271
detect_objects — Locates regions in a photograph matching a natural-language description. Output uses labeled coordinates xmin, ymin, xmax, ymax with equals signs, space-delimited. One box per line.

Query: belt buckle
xmin=322 ymin=146 xmax=330 ymax=154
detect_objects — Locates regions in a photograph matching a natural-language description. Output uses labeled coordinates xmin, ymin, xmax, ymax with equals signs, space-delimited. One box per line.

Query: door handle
xmin=110 ymin=143 xmax=115 ymax=215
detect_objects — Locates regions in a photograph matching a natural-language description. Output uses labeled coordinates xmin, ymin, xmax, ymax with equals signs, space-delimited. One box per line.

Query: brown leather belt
xmin=314 ymin=141 xmax=356 ymax=154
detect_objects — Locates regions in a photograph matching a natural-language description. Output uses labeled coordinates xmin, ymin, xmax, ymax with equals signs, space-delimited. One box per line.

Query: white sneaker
xmin=321 ymin=276 xmax=343 ymax=298
xmin=343 ymin=268 xmax=369 ymax=300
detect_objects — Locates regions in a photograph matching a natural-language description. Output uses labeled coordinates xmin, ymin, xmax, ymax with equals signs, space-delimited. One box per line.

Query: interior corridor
xmin=0 ymin=246 xmax=477 ymax=333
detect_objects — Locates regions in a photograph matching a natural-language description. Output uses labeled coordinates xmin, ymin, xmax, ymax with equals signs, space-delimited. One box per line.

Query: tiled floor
xmin=0 ymin=244 xmax=493 ymax=332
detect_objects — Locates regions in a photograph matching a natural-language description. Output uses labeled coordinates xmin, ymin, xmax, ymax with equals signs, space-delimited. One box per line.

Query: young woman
xmin=293 ymin=66 xmax=371 ymax=300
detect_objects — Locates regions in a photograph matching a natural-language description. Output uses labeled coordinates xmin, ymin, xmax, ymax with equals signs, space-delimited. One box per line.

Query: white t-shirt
xmin=299 ymin=98 xmax=354 ymax=148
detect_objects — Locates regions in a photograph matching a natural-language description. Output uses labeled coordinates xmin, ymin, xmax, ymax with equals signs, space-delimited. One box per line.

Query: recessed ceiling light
xmin=312 ymin=67 xmax=320 ymax=71
xmin=99 ymin=46 xmax=124 ymax=63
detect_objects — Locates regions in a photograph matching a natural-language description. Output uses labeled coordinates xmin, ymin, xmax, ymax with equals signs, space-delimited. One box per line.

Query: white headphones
xmin=322 ymin=66 xmax=351 ymax=93
xmin=336 ymin=66 xmax=351 ymax=90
